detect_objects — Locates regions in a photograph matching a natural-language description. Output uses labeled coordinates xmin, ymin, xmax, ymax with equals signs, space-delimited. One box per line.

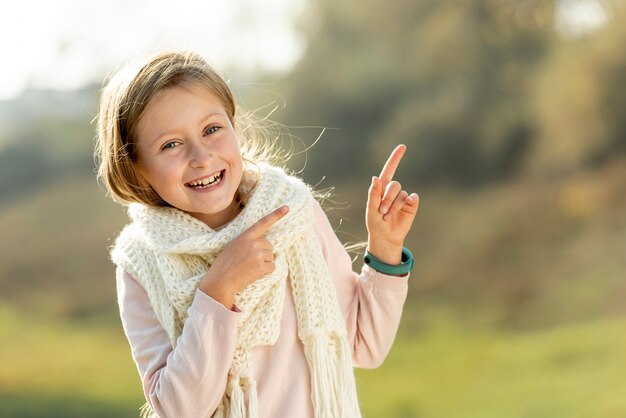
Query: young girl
xmin=96 ymin=51 xmax=419 ymax=418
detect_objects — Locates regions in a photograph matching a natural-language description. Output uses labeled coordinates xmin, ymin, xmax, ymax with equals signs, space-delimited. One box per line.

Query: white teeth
xmin=188 ymin=171 xmax=222 ymax=188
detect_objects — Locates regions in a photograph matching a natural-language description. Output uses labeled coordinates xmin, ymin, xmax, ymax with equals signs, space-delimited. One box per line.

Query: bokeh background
xmin=1 ymin=0 xmax=625 ymax=417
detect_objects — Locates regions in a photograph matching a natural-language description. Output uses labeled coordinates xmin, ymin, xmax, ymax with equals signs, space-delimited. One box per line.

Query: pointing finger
xmin=379 ymin=144 xmax=406 ymax=184
xmin=245 ymin=205 xmax=289 ymax=239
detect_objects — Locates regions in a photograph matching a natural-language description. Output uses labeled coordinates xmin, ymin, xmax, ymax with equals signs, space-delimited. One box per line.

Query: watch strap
xmin=364 ymin=247 xmax=414 ymax=275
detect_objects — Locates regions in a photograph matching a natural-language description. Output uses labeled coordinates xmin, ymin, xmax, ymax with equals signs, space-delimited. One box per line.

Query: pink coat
xmin=116 ymin=200 xmax=409 ymax=418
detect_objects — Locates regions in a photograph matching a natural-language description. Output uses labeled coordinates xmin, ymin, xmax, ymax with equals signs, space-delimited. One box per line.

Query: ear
xmin=131 ymin=163 xmax=151 ymax=189
xmin=132 ymin=170 xmax=163 ymax=206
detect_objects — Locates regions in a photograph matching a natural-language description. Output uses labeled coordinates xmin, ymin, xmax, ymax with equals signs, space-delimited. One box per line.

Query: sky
xmin=0 ymin=0 xmax=613 ymax=102
xmin=555 ymin=0 xmax=612 ymax=38
xmin=0 ymin=0 xmax=308 ymax=100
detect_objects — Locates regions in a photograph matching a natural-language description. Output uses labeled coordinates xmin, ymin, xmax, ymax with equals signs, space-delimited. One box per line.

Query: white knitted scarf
xmin=112 ymin=163 xmax=360 ymax=418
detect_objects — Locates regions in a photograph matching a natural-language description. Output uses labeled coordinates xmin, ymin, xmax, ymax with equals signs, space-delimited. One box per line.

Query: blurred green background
xmin=1 ymin=0 xmax=626 ymax=417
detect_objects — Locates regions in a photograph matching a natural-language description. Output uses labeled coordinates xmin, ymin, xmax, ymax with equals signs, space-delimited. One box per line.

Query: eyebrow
xmin=147 ymin=111 xmax=225 ymax=148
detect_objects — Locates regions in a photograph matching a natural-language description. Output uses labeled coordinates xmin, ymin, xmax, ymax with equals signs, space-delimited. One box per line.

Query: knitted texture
xmin=112 ymin=163 xmax=360 ymax=418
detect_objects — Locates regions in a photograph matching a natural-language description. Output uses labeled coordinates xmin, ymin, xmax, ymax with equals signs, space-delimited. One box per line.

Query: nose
xmin=188 ymin=139 xmax=212 ymax=169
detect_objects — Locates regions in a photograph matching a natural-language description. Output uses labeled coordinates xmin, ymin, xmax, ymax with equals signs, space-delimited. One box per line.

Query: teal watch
xmin=364 ymin=247 xmax=414 ymax=276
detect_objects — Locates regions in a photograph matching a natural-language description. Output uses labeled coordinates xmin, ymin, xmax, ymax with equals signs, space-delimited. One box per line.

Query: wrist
xmin=199 ymin=273 xmax=235 ymax=310
xmin=366 ymin=241 xmax=403 ymax=265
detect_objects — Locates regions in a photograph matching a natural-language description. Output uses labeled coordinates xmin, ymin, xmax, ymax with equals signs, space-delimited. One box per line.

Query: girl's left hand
xmin=365 ymin=144 xmax=420 ymax=265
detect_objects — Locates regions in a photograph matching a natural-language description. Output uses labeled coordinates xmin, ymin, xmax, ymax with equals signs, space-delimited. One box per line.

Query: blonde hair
xmin=95 ymin=50 xmax=286 ymax=206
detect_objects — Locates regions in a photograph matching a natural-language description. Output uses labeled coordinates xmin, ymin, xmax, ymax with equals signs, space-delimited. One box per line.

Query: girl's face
xmin=135 ymin=84 xmax=243 ymax=228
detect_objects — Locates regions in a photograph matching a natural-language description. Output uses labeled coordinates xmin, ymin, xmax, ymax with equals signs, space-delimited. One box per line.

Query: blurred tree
xmin=277 ymin=0 xmax=553 ymax=187
xmin=0 ymin=113 xmax=95 ymax=206
xmin=528 ymin=4 xmax=626 ymax=175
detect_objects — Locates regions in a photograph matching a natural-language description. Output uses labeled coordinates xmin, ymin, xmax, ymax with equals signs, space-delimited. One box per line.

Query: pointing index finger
xmin=245 ymin=205 xmax=289 ymax=238
xmin=379 ymin=144 xmax=406 ymax=183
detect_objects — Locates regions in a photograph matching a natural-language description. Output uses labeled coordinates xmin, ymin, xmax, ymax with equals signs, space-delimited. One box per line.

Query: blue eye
xmin=162 ymin=141 xmax=180 ymax=150
xmin=204 ymin=125 xmax=220 ymax=136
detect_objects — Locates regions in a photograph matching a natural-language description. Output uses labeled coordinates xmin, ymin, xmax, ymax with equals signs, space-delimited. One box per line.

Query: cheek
xmin=227 ymin=152 xmax=242 ymax=179
xmin=223 ymin=136 xmax=243 ymax=166
xmin=137 ymin=159 xmax=175 ymax=189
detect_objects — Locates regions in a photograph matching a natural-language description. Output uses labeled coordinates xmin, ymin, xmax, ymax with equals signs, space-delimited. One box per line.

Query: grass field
xmin=356 ymin=316 xmax=626 ymax=418
xmin=1 ymin=159 xmax=625 ymax=417
xmin=2 ymin=305 xmax=625 ymax=418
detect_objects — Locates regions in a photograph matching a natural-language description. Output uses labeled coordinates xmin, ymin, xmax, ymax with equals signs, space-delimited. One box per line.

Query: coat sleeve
xmin=116 ymin=266 xmax=240 ymax=418
xmin=312 ymin=199 xmax=409 ymax=369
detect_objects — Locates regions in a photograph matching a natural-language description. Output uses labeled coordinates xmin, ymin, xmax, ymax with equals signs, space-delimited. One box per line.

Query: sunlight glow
xmin=555 ymin=0 xmax=611 ymax=39
xmin=0 ymin=0 xmax=307 ymax=100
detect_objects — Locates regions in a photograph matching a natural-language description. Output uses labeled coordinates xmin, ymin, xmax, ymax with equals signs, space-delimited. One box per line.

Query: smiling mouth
xmin=185 ymin=170 xmax=225 ymax=189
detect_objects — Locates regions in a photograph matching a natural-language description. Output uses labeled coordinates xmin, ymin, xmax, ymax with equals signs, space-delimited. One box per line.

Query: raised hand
xmin=366 ymin=144 xmax=419 ymax=265
xmin=199 ymin=205 xmax=289 ymax=309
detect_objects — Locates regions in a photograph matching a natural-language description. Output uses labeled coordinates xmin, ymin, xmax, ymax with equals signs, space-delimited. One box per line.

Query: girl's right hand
xmin=198 ymin=205 xmax=289 ymax=310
